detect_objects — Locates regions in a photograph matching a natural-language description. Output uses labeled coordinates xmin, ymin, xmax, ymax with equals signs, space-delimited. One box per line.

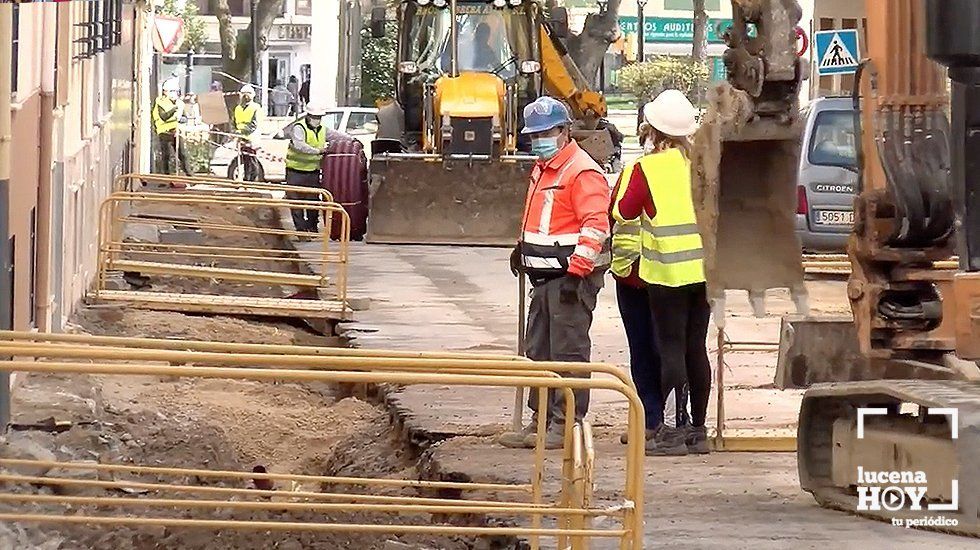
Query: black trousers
xmin=616 ymin=280 xmax=690 ymax=429
xmin=158 ymin=132 xmax=192 ymax=176
xmin=285 ymin=168 xmax=322 ymax=232
xmin=647 ymin=282 xmax=711 ymax=427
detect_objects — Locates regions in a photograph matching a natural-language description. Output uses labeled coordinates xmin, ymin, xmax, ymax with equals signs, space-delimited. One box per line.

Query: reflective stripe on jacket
xmin=234 ymin=101 xmax=261 ymax=135
xmin=636 ymin=148 xmax=705 ymax=287
xmin=286 ymin=120 xmax=327 ymax=172
xmin=519 ymin=140 xmax=611 ymax=279
xmin=610 ymin=161 xmax=642 ymax=278
xmin=152 ymin=95 xmax=179 ymax=135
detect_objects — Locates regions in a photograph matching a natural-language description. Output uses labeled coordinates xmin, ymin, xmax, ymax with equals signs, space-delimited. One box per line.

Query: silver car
xmin=796 ymin=97 xmax=858 ymax=252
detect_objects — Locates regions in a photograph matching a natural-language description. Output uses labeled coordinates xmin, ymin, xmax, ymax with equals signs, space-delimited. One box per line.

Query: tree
xmin=361 ymin=21 xmax=397 ymax=106
xmin=209 ymin=0 xmax=286 ymax=86
xmin=547 ymin=0 xmax=623 ymax=89
xmin=691 ymin=0 xmax=708 ymax=64
xmin=618 ymin=56 xmax=709 ymax=104
xmin=157 ymin=0 xmax=207 ymax=53
xmin=691 ymin=0 xmax=709 ymax=101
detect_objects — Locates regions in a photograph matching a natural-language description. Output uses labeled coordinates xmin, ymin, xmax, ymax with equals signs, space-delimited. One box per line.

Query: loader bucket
xmin=367 ymin=155 xmax=535 ymax=245
xmin=693 ymin=83 xmax=808 ymax=320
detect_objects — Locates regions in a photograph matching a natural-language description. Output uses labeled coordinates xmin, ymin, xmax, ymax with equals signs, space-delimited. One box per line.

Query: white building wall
xmin=808 ymin=0 xmax=866 ymax=99
xmin=311 ymin=0 xmax=339 ymax=108
xmin=51 ymin=1 xmax=136 ymax=329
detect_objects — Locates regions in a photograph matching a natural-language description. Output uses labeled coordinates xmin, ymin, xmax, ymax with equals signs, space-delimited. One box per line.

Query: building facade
xmin=807 ymin=0 xmax=865 ymax=99
xmin=158 ymin=0 xmax=360 ymax=110
xmin=0 ymin=0 xmax=138 ymax=337
xmin=612 ymin=0 xmax=830 ymax=102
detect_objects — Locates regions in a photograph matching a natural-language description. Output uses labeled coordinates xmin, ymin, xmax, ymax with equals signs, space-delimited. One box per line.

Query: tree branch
xmin=209 ymin=0 xmax=236 ymax=62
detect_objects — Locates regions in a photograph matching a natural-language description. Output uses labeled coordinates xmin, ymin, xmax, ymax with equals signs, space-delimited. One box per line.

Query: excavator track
xmin=799 ymin=379 xmax=980 ymax=536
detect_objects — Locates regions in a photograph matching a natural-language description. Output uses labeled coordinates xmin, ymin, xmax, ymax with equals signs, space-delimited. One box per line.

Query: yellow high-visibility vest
xmin=610 ymin=161 xmax=642 ymax=278
xmin=152 ymin=95 xmax=179 ymax=135
xmin=286 ymin=119 xmax=327 ymax=172
xmin=636 ymin=148 xmax=705 ymax=287
xmin=234 ymin=101 xmax=261 ymax=134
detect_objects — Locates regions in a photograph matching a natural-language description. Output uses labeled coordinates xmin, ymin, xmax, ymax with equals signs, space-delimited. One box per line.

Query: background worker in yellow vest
xmin=617 ymin=90 xmax=710 ymax=457
xmin=609 ymin=122 xmax=690 ymax=453
xmin=285 ymin=104 xmax=329 ymax=234
xmin=152 ymin=79 xmax=192 ymax=176
xmin=234 ymin=85 xmax=263 ymax=181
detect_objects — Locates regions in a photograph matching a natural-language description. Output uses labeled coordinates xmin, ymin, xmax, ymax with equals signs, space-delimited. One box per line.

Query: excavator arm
xmin=539 ymin=23 xmax=607 ymax=129
xmin=793 ymin=0 xmax=980 ymax=536
xmin=537 ymin=22 xmax=621 ymax=170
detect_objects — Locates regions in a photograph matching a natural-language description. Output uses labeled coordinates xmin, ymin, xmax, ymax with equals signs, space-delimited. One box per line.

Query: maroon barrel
xmin=319 ymin=130 xmax=368 ymax=241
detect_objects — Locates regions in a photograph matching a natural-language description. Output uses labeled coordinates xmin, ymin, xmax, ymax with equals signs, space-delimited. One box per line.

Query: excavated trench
xmin=0 ymin=201 xmax=518 ymax=550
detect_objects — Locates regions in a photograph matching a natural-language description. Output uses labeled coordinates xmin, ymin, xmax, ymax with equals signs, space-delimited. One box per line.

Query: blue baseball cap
xmin=521 ymin=97 xmax=572 ymax=134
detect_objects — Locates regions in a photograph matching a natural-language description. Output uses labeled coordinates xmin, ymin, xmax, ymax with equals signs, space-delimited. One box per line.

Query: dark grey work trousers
xmin=525 ymin=272 xmax=604 ymax=425
xmin=285 ymin=167 xmax=322 ymax=232
xmin=158 ymin=132 xmax=192 ymax=176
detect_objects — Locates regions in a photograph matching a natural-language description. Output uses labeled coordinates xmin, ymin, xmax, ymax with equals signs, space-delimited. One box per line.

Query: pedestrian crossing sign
xmin=814 ymin=29 xmax=860 ymax=76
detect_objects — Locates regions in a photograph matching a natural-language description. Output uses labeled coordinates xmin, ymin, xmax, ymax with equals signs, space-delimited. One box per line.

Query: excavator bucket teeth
xmin=367 ymin=157 xmax=533 ymax=245
xmin=693 ymin=83 xmax=808 ymax=319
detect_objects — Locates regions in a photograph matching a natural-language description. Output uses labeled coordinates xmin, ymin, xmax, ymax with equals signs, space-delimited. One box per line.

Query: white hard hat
xmin=240 ymin=84 xmax=256 ymax=95
xmin=306 ymin=105 xmax=328 ymax=117
xmin=643 ymin=90 xmax=699 ymax=137
xmin=162 ymin=79 xmax=180 ymax=92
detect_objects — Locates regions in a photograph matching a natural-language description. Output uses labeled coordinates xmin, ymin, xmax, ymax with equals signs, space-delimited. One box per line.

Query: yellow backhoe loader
xmin=366 ymin=0 xmax=621 ymax=245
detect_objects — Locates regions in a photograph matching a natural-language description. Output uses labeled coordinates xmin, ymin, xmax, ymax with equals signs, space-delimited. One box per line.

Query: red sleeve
xmin=617 ymin=165 xmax=656 ymax=220
xmin=567 ymin=169 xmax=612 ymax=277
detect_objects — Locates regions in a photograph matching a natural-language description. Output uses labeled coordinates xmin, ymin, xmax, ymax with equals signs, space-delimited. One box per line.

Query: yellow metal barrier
xmin=114 ymin=173 xmax=335 ymax=203
xmin=93 ymin=190 xmax=351 ymax=320
xmin=0 ymin=332 xmax=646 ymax=549
xmin=802 ymin=253 xmax=959 ymax=275
xmin=712 ymin=330 xmax=794 ymax=452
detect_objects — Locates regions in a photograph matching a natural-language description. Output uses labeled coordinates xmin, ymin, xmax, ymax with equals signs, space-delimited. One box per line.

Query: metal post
xmin=0 ymin=5 xmax=13 ymax=428
xmin=715 ymin=328 xmax=726 ymax=451
xmin=250 ymin=2 xmax=258 ymax=86
xmin=185 ymin=49 xmax=193 ymax=93
xmin=637 ymin=0 xmax=648 ymax=63
xmin=512 ymin=273 xmax=528 ymax=431
xmin=449 ymin=0 xmax=459 ymax=77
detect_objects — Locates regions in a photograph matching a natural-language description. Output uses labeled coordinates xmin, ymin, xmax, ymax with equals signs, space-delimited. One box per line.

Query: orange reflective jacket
xmin=519 ymin=140 xmax=611 ymax=279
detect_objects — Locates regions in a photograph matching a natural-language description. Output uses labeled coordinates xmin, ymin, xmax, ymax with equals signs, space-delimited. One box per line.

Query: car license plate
xmin=814 ymin=210 xmax=854 ymax=225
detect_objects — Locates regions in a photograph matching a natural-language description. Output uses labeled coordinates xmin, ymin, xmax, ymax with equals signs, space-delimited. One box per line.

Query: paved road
xmin=307 ymin=242 xmax=970 ymax=548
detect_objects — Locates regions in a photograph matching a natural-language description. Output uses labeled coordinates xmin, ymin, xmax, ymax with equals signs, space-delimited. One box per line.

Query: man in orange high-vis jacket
xmin=499 ymin=97 xmax=612 ymax=450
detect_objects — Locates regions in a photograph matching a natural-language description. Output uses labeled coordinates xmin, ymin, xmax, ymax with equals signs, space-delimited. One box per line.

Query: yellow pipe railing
xmin=93 ymin=189 xmax=351 ymax=318
xmin=0 ymin=333 xmax=646 ymax=549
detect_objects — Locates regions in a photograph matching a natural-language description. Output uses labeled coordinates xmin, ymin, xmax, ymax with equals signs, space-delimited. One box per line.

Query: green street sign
xmin=618 ymin=16 xmax=740 ymax=44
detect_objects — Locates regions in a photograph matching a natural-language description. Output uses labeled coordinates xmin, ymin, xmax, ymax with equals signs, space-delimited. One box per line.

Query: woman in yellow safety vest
xmin=616 ymin=90 xmax=710 ymax=457
xmin=610 ymin=120 xmax=692 ymax=452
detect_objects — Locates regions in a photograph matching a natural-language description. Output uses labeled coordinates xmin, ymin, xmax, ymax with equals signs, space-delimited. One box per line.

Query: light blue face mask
xmin=531 ymin=136 xmax=562 ymax=159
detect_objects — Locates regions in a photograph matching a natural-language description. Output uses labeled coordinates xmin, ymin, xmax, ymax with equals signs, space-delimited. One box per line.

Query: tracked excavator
xmin=366 ymin=0 xmax=621 ymax=245
xmin=705 ymin=0 xmax=980 ymax=535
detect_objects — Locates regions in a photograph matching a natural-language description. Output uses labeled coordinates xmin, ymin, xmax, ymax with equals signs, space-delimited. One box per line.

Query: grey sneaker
xmin=523 ymin=421 xmax=566 ymax=450
xmin=686 ymin=425 xmax=710 ymax=454
xmin=497 ymin=419 xmax=538 ymax=449
xmin=645 ymin=425 xmax=688 ymax=456
xmin=620 ymin=429 xmax=657 ymax=445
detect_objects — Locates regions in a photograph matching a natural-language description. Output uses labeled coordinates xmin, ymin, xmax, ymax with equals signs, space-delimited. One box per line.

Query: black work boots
xmin=621 ymin=424 xmax=712 ymax=456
